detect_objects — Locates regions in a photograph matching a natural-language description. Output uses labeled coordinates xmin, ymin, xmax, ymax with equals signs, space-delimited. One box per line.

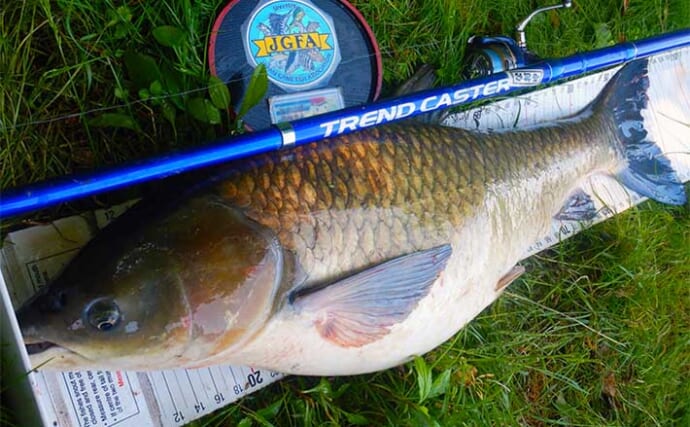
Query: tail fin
xmin=596 ymin=59 xmax=687 ymax=205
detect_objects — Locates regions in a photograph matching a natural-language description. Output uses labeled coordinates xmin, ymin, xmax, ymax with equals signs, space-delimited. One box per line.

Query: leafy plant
xmin=89 ymin=11 xmax=268 ymax=137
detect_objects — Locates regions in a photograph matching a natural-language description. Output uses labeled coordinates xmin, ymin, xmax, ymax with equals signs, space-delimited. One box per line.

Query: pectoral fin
xmin=495 ymin=265 xmax=525 ymax=291
xmin=555 ymin=189 xmax=597 ymax=221
xmin=291 ymin=245 xmax=452 ymax=348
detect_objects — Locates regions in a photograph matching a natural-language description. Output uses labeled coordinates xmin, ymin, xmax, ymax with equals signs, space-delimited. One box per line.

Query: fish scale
xmin=215 ymin=117 xmax=611 ymax=287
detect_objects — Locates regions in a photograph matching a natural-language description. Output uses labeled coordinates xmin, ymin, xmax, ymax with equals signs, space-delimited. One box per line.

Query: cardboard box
xmin=2 ymin=49 xmax=689 ymax=426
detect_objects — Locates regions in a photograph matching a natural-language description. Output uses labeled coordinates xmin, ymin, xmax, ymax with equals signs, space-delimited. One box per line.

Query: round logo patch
xmin=242 ymin=0 xmax=341 ymax=92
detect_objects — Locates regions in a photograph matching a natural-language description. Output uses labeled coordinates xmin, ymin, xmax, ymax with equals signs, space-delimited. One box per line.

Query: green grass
xmin=1 ymin=0 xmax=689 ymax=426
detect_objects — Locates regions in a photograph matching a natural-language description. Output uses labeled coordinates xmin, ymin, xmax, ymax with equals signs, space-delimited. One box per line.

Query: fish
xmin=18 ymin=59 xmax=687 ymax=375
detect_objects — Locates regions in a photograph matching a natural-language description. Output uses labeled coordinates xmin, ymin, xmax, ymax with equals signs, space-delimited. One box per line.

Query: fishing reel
xmin=463 ymin=0 xmax=572 ymax=79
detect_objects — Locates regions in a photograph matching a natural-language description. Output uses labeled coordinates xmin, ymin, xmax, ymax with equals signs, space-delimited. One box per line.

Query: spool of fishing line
xmin=209 ymin=0 xmax=382 ymax=130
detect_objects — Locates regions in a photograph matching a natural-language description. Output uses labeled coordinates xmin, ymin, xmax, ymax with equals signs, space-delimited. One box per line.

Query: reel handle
xmin=516 ymin=1 xmax=573 ymax=49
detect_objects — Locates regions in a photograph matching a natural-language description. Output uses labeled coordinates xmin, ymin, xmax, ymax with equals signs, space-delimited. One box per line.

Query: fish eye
xmin=84 ymin=298 xmax=121 ymax=332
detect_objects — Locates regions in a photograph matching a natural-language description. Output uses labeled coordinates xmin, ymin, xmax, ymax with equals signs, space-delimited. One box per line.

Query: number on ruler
xmin=194 ymin=402 xmax=206 ymax=413
xmin=214 ymin=393 xmax=225 ymax=404
xmin=233 ymin=384 xmax=243 ymax=395
xmin=559 ymin=223 xmax=573 ymax=236
xmin=173 ymin=411 xmax=185 ymax=423
xmin=472 ymin=109 xmax=482 ymax=128
xmin=600 ymin=206 xmax=613 ymax=218
xmin=247 ymin=371 xmax=263 ymax=388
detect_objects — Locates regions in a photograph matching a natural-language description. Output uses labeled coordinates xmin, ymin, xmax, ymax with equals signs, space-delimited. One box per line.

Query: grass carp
xmin=18 ymin=59 xmax=687 ymax=375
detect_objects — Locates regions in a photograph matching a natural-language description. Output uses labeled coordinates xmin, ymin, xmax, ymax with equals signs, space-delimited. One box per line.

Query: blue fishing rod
xmin=2 ymin=28 xmax=690 ymax=219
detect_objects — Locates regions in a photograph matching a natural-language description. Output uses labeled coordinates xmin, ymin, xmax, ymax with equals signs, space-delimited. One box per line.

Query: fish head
xmin=19 ymin=194 xmax=286 ymax=370
xmin=19 ymin=242 xmax=191 ymax=369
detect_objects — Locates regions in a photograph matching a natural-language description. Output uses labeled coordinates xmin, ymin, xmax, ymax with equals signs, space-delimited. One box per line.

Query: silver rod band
xmin=276 ymin=122 xmax=296 ymax=148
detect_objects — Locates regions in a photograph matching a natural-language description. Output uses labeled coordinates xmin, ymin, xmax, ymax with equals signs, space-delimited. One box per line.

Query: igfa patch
xmin=242 ymin=0 xmax=341 ymax=92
